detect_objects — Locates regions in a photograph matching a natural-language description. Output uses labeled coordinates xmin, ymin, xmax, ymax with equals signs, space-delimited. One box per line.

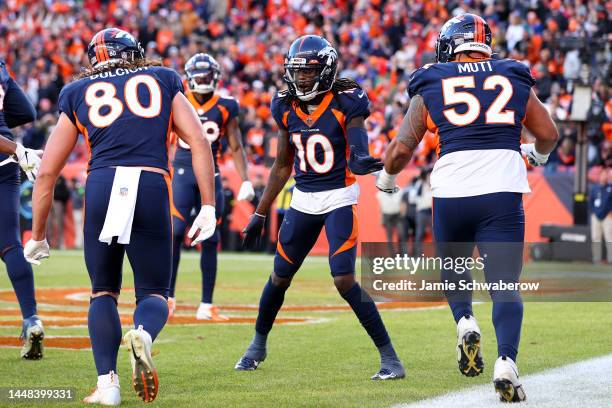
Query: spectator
xmin=70 ymin=178 xmax=85 ymax=249
xmin=47 ymin=175 xmax=70 ymax=249
xmin=414 ymin=169 xmax=432 ymax=257
xmin=376 ymin=187 xmax=405 ymax=255
xmin=220 ymin=177 xmax=236 ymax=251
xmin=590 ymin=169 xmax=612 ymax=264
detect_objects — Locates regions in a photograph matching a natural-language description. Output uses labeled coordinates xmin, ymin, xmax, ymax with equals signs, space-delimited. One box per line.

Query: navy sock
xmin=88 ymin=296 xmax=122 ymax=375
xmin=254 ymin=277 xmax=287 ymax=336
xmin=169 ymin=235 xmax=182 ymax=298
xmin=341 ymin=283 xmax=391 ymax=349
xmin=448 ymin=301 xmax=473 ymax=323
xmin=200 ymin=240 xmax=217 ymax=304
xmin=133 ymin=296 xmax=169 ymax=341
xmin=245 ymin=331 xmax=268 ymax=360
xmin=493 ymin=300 xmax=523 ymax=361
xmin=3 ymin=246 xmax=37 ymax=319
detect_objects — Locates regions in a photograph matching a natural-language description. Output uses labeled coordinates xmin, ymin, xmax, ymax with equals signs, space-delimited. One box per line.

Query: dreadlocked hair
xmin=331 ymin=77 xmax=362 ymax=93
xmin=75 ymin=58 xmax=163 ymax=80
xmin=286 ymin=77 xmax=362 ymax=104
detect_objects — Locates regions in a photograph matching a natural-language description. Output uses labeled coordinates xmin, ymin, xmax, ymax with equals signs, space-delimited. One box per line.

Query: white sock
xmin=98 ymin=371 xmax=119 ymax=388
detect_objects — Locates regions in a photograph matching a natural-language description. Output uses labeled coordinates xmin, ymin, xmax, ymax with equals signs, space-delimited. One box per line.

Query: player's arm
xmin=520 ymin=89 xmax=559 ymax=166
xmin=25 ymin=113 xmax=78 ymax=264
xmin=172 ymin=92 xmax=217 ymax=245
xmin=347 ymin=116 xmax=383 ymax=175
xmin=3 ymin=77 xmax=36 ymax=128
xmin=226 ymin=117 xmax=254 ymax=201
xmin=242 ymin=128 xmax=294 ymax=249
xmin=0 ymin=135 xmax=16 ymax=155
xmin=377 ymin=95 xmax=427 ymax=192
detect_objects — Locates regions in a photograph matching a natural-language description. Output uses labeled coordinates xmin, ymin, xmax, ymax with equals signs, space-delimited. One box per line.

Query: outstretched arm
xmin=520 ymin=89 xmax=559 ymax=166
xmin=227 ymin=118 xmax=249 ymax=182
xmin=384 ymin=95 xmax=428 ymax=174
xmin=254 ymin=129 xmax=294 ymax=216
xmin=377 ymin=95 xmax=427 ymax=192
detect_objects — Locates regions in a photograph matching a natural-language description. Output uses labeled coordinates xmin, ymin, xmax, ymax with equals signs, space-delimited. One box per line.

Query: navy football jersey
xmin=173 ymin=92 xmax=239 ymax=172
xmin=0 ymin=61 xmax=37 ymax=183
xmin=270 ymin=89 xmax=370 ymax=193
xmin=408 ymin=58 xmax=535 ymax=157
xmin=58 ymin=65 xmax=183 ymax=172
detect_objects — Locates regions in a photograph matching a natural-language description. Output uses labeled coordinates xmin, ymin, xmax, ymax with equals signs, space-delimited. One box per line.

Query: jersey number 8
xmin=441 ymin=75 xmax=515 ymax=126
xmin=85 ymin=74 xmax=162 ymax=128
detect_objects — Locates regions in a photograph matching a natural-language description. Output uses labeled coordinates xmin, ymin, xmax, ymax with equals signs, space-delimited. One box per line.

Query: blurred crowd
xmin=1 ymin=0 xmax=611 ymax=250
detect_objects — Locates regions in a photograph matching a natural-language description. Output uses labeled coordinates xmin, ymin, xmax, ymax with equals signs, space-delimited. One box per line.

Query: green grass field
xmin=1 ymin=251 xmax=611 ymax=407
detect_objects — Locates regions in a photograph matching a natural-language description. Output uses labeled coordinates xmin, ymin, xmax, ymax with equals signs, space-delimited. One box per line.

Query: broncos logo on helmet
xmin=185 ymin=53 xmax=221 ymax=94
xmin=283 ymin=35 xmax=338 ymax=102
xmin=435 ymin=14 xmax=492 ymax=63
xmin=87 ymin=28 xmax=144 ymax=68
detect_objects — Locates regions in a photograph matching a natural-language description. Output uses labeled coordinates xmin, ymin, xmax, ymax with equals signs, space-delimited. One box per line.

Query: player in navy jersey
xmin=23 ymin=28 xmax=217 ymax=405
xmin=170 ymin=53 xmax=254 ymax=321
xmin=236 ymin=35 xmax=405 ymax=380
xmin=0 ymin=61 xmax=44 ymax=360
xmin=377 ymin=14 xmax=559 ymax=401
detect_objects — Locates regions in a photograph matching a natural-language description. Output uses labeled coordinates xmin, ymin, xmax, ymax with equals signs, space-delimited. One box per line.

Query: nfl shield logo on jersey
xmin=119 ymin=187 xmax=128 ymax=196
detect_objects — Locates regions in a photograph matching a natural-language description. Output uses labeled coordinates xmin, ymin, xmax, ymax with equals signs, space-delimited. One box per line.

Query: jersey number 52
xmin=85 ymin=75 xmax=162 ymax=128
xmin=441 ymin=75 xmax=515 ymax=126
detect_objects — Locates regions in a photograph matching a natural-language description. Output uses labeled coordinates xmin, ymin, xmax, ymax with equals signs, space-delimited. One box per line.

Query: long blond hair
xmin=75 ymin=58 xmax=163 ymax=80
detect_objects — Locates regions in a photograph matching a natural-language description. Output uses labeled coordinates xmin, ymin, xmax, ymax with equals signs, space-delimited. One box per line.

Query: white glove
xmin=376 ymin=168 xmax=399 ymax=193
xmin=237 ymin=180 xmax=255 ymax=201
xmin=24 ymin=239 xmax=50 ymax=265
xmin=520 ymin=143 xmax=549 ymax=167
xmin=14 ymin=143 xmax=43 ymax=182
xmin=187 ymin=205 xmax=217 ymax=246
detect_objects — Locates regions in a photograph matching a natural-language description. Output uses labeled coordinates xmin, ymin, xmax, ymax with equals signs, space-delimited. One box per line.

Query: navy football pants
xmin=433 ymin=192 xmax=524 ymax=361
xmin=274 ymin=205 xmax=357 ymax=277
xmin=170 ymin=167 xmax=223 ymax=301
xmin=0 ymin=166 xmax=37 ymax=319
xmin=84 ymin=168 xmax=172 ymax=299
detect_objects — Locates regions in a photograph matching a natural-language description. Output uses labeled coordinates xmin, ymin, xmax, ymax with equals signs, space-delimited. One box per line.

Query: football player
xmin=24 ymin=28 xmax=217 ymax=405
xmin=170 ymin=53 xmax=254 ymax=321
xmin=377 ymin=14 xmax=559 ymax=402
xmin=0 ymin=61 xmax=42 ymax=360
xmin=237 ymin=35 xmax=405 ymax=380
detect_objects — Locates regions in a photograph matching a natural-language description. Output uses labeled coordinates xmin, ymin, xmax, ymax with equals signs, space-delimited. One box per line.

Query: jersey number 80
xmin=85 ymin=74 xmax=162 ymax=128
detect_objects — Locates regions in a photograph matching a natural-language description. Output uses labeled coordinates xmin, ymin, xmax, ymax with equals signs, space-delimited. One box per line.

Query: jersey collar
xmin=293 ymin=91 xmax=334 ymax=127
xmin=187 ymin=92 xmax=219 ymax=114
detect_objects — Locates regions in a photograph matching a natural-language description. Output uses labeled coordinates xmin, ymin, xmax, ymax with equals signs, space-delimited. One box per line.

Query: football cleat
xmin=234 ymin=353 xmax=266 ymax=371
xmin=83 ymin=371 xmax=121 ymax=406
xmin=20 ymin=315 xmax=44 ymax=360
xmin=124 ymin=326 xmax=158 ymax=403
xmin=371 ymin=367 xmax=406 ymax=381
xmin=167 ymin=297 xmax=176 ymax=319
xmin=196 ymin=303 xmax=229 ymax=321
xmin=456 ymin=315 xmax=484 ymax=377
xmin=494 ymin=356 xmax=526 ymax=402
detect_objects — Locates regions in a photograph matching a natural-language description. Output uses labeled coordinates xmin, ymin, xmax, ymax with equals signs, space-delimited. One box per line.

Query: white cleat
xmin=124 ymin=325 xmax=158 ymax=402
xmin=494 ymin=356 xmax=526 ymax=402
xmin=196 ymin=303 xmax=229 ymax=321
xmin=456 ymin=315 xmax=484 ymax=377
xmin=83 ymin=371 xmax=121 ymax=406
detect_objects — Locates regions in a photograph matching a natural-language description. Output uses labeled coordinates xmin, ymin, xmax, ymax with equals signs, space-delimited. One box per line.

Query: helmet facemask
xmin=284 ymin=59 xmax=336 ymax=102
xmin=188 ymin=70 xmax=219 ymax=94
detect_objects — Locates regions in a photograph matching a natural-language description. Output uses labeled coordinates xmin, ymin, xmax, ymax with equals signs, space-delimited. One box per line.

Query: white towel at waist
xmin=99 ymin=167 xmax=142 ymax=245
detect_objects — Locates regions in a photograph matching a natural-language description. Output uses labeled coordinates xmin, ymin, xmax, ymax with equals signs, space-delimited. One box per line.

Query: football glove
xmin=24 ymin=238 xmax=50 ymax=265
xmin=520 ymin=143 xmax=550 ymax=167
xmin=376 ymin=168 xmax=399 ymax=194
xmin=0 ymin=143 xmax=43 ymax=182
xmin=237 ymin=180 xmax=255 ymax=201
xmin=188 ymin=205 xmax=217 ymax=246
xmin=242 ymin=213 xmax=265 ymax=250
xmin=348 ymin=145 xmax=384 ymax=175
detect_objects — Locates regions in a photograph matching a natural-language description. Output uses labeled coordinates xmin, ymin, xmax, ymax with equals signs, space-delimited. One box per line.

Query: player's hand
xmin=376 ymin=168 xmax=399 ymax=194
xmin=242 ymin=213 xmax=265 ymax=250
xmin=24 ymin=239 xmax=50 ymax=265
xmin=13 ymin=143 xmax=43 ymax=182
xmin=237 ymin=181 xmax=255 ymax=201
xmin=520 ymin=143 xmax=549 ymax=167
xmin=188 ymin=205 xmax=217 ymax=246
xmin=348 ymin=145 xmax=384 ymax=175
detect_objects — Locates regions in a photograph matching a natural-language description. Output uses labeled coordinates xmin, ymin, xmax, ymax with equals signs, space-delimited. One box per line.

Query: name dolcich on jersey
xmin=58 ymin=65 xmax=184 ymax=172
xmin=173 ymin=93 xmax=239 ymax=172
xmin=408 ymin=58 xmax=536 ymax=198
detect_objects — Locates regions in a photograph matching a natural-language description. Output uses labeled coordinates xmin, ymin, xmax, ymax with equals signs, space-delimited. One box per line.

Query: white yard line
xmin=397 ymin=354 xmax=612 ymax=408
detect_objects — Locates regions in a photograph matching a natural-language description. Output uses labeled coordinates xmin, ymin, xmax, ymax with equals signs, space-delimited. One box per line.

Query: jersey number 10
xmin=85 ymin=75 xmax=162 ymax=128
xmin=441 ymin=75 xmax=515 ymax=126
